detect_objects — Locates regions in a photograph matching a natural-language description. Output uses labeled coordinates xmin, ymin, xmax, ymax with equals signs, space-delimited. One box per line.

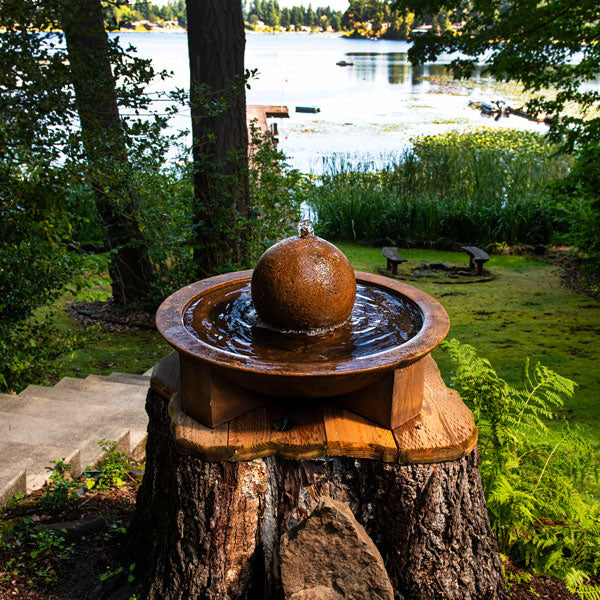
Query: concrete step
xmin=0 ymin=440 xmax=81 ymax=494
xmin=2 ymin=393 xmax=148 ymax=436
xmin=105 ymin=372 xmax=151 ymax=386
xmin=0 ymin=468 xmax=26 ymax=507
xmin=130 ymin=430 xmax=148 ymax=462
xmin=78 ymin=428 xmax=131 ymax=470
xmin=1 ymin=368 xmax=153 ymax=506
xmin=20 ymin=377 xmax=148 ymax=408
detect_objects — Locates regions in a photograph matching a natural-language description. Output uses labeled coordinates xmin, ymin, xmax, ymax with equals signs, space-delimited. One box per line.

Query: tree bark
xmin=186 ymin=0 xmax=250 ymax=277
xmin=126 ymin=388 xmax=506 ymax=600
xmin=59 ymin=0 xmax=155 ymax=306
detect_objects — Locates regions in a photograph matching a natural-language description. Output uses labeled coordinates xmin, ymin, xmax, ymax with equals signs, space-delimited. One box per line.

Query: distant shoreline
xmin=108 ymin=29 xmax=406 ymax=42
xmin=109 ymin=29 xmax=344 ymax=36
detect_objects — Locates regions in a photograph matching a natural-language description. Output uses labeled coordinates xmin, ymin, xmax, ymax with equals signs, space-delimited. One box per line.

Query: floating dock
xmin=296 ymin=106 xmax=321 ymax=114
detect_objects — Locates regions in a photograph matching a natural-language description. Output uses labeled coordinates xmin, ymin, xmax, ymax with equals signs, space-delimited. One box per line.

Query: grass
xmin=310 ymin=128 xmax=572 ymax=248
xmin=42 ymin=246 xmax=600 ymax=436
xmin=29 ymin=289 xmax=171 ymax=386
xmin=17 ymin=245 xmax=599 ymax=501
xmin=340 ymin=243 xmax=600 ymax=462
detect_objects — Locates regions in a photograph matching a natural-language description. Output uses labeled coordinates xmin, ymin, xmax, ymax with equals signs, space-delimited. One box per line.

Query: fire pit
xmin=156 ymin=222 xmax=449 ymax=429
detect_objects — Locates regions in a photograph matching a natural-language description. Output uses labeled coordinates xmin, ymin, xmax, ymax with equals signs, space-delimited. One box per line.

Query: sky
xmin=150 ymin=0 xmax=350 ymax=11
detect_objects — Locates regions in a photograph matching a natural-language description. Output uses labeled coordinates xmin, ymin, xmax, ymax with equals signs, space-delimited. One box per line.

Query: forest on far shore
xmin=104 ymin=0 xmax=453 ymax=40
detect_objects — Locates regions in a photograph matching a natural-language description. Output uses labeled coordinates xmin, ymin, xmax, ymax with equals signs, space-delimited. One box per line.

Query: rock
xmin=429 ymin=262 xmax=449 ymax=270
xmin=42 ymin=514 xmax=108 ymax=540
xmin=289 ymin=586 xmax=344 ymax=600
xmin=534 ymin=244 xmax=548 ymax=255
xmin=280 ymin=497 xmax=394 ymax=600
xmin=418 ymin=263 xmax=427 ymax=269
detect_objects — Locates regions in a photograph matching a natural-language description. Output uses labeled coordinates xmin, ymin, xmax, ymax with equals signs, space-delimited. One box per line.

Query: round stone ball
xmin=251 ymin=230 xmax=356 ymax=332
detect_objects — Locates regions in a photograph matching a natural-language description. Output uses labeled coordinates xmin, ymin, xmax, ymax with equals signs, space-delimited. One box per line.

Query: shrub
xmin=443 ymin=339 xmax=600 ymax=582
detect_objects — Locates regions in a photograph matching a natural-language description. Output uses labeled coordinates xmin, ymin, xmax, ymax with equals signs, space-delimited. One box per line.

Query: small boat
xmin=469 ymin=99 xmax=507 ymax=115
xmin=336 ymin=60 xmax=355 ymax=66
xmin=295 ymin=106 xmax=321 ymax=113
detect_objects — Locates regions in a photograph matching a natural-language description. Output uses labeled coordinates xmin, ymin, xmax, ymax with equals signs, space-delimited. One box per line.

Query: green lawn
xmin=50 ymin=244 xmax=600 ymax=438
xmin=339 ymin=242 xmax=600 ymax=446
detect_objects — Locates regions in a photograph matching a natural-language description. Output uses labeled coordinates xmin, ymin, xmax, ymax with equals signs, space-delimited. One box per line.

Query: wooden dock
xmin=246 ymin=105 xmax=289 ymax=142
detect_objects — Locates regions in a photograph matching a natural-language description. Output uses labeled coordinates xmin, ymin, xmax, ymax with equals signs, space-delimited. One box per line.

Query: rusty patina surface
xmin=251 ymin=229 xmax=356 ymax=332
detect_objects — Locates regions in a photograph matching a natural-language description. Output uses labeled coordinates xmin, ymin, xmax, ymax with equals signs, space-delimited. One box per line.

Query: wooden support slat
xmin=393 ymin=355 xmax=477 ymax=464
xmin=179 ymin=357 xmax=265 ymax=428
xmin=168 ymin=392 xmax=229 ymax=461
xmin=335 ymin=360 xmax=424 ymax=429
xmin=323 ymin=404 xmax=398 ymax=462
xmin=227 ymin=401 xmax=327 ymax=462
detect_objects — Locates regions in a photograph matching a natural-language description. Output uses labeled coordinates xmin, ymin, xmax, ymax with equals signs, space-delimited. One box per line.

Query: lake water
xmin=113 ymin=32 xmax=550 ymax=173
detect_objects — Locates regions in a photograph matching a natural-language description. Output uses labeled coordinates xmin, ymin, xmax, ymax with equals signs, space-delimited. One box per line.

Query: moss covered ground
xmin=48 ymin=245 xmax=599 ymax=434
xmin=44 ymin=246 xmax=599 ymax=471
xmin=339 ymin=243 xmax=600 ymax=447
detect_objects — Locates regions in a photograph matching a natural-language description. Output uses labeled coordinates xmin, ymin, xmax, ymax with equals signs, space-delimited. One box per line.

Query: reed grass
xmin=309 ymin=129 xmax=572 ymax=247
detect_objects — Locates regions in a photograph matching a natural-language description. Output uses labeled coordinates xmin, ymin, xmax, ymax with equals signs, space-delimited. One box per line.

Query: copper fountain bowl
xmin=156 ymin=270 xmax=450 ymax=399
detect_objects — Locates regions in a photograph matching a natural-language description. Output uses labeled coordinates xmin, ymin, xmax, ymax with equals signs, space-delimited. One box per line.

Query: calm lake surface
xmin=113 ymin=32 xmax=549 ymax=173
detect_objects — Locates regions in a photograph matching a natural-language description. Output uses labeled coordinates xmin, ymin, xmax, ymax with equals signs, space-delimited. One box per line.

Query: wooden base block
xmin=177 ymin=352 xmax=425 ymax=431
xmin=334 ymin=358 xmax=425 ymax=429
xmin=179 ymin=354 xmax=265 ymax=428
xmin=154 ymin=352 xmax=478 ymax=464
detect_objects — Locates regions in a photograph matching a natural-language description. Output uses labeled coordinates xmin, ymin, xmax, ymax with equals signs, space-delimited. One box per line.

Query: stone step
xmin=20 ymin=377 xmax=148 ymax=407
xmin=130 ymin=430 xmax=148 ymax=462
xmin=0 ymin=439 xmax=82 ymax=494
xmin=0 ymin=468 xmax=26 ymax=507
xmin=105 ymin=372 xmax=151 ymax=386
xmin=78 ymin=428 xmax=132 ymax=470
xmin=1 ymin=368 xmax=153 ymax=506
xmin=2 ymin=393 xmax=148 ymax=435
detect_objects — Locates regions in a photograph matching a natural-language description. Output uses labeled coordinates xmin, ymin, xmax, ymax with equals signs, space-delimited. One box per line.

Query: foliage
xmin=0 ymin=518 xmax=74 ymax=586
xmin=392 ymin=0 xmax=600 ymax=285
xmin=343 ymin=0 xmax=420 ymax=40
xmin=41 ymin=460 xmax=79 ymax=511
xmin=104 ymin=0 xmax=187 ymax=30
xmin=393 ymin=0 xmax=600 ymax=152
xmin=93 ymin=439 xmax=132 ymax=490
xmin=99 ymin=561 xmax=136 ymax=584
xmin=248 ymin=124 xmax=307 ymax=257
xmin=550 ymin=142 xmax=600 ymax=289
xmin=443 ymin=339 xmax=600 ymax=582
xmin=244 ymin=1 xmax=345 ymax=32
xmin=0 ymin=317 xmax=102 ymax=394
xmin=310 ymin=128 xmax=570 ymax=247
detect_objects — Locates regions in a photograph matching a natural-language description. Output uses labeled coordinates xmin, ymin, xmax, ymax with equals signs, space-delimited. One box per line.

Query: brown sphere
xmin=251 ymin=228 xmax=356 ymax=332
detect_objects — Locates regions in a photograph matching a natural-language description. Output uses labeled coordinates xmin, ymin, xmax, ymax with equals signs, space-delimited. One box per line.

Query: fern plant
xmin=442 ymin=339 xmax=600 ymax=583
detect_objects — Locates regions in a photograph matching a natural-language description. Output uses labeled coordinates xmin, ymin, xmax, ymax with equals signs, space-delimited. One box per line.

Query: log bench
xmin=461 ymin=245 xmax=490 ymax=275
xmin=382 ymin=246 xmax=407 ymax=275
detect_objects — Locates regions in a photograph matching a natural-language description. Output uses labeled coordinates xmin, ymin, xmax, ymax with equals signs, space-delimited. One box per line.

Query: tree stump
xmin=125 ymin=353 xmax=505 ymax=600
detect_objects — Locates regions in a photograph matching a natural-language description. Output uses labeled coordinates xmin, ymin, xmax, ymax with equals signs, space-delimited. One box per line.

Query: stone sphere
xmin=251 ymin=224 xmax=356 ymax=332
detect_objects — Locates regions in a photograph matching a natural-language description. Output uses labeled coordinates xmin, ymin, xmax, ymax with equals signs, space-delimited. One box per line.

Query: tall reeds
xmin=309 ymin=129 xmax=572 ymax=247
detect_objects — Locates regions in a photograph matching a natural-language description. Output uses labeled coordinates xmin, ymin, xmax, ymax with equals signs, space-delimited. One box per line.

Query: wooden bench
xmin=382 ymin=247 xmax=407 ymax=275
xmin=461 ymin=246 xmax=489 ymax=275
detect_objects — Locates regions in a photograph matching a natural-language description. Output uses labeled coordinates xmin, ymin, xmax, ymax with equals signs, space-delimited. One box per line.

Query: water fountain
xmin=129 ymin=222 xmax=496 ymax=600
xmin=156 ymin=220 xmax=450 ymax=431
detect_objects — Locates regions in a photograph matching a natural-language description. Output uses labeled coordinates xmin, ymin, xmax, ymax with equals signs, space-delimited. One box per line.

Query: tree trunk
xmin=186 ymin=0 xmax=250 ymax=277
xmin=59 ymin=0 xmax=154 ymax=306
xmin=126 ymin=387 xmax=506 ymax=600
